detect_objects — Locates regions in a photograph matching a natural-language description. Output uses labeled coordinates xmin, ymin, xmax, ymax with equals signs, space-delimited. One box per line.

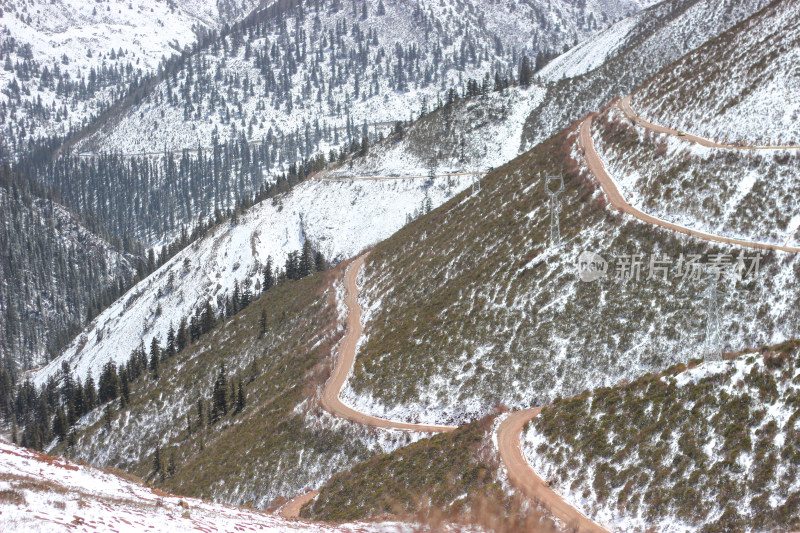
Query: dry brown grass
xmin=0 ymin=489 xmax=26 ymax=505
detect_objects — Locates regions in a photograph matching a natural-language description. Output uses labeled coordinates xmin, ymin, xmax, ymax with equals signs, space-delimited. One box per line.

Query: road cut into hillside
xmin=618 ymin=95 xmax=800 ymax=150
xmin=284 ymin=105 xmax=800 ymax=525
xmin=314 ymin=171 xmax=484 ymax=181
xmin=580 ymin=115 xmax=800 ymax=254
xmin=277 ymin=490 xmax=319 ymax=518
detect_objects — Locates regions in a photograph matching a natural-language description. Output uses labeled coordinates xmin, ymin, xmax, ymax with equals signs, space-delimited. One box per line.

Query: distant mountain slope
xmin=634 ymin=0 xmax=800 ymax=146
xmin=75 ymin=0 xmax=649 ymax=153
xmin=14 ymin=0 xmax=653 ymax=248
xmin=325 ymin=83 xmax=546 ymax=178
xmin=0 ymin=171 xmax=137 ymax=368
xmin=521 ymin=0 xmax=775 ymax=150
xmin=0 ymin=0 xmax=263 ymax=153
xmin=339 ymin=122 xmax=800 ymax=425
xmin=523 ymin=342 xmax=800 ymax=532
xmin=0 ymin=439 xmax=406 ymax=532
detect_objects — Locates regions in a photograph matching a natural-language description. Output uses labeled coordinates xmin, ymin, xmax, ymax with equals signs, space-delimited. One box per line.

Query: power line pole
xmin=546 ymin=175 xmax=564 ymax=249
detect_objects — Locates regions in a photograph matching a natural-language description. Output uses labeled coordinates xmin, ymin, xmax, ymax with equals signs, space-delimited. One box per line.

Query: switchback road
xmin=579 ymin=115 xmax=800 ymax=254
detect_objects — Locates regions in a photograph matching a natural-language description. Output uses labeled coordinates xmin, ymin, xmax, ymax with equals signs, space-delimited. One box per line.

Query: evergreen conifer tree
xmin=211 ymin=363 xmax=228 ymax=422
xmin=236 ymin=380 xmax=245 ymax=413
xmin=149 ymin=338 xmax=160 ymax=377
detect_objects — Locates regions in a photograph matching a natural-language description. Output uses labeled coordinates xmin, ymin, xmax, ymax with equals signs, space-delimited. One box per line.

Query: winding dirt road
xmin=618 ymin=95 xmax=800 ymax=150
xmin=284 ymin=98 xmax=800 ymax=526
xmin=497 ymin=409 xmax=610 ymax=533
xmin=579 ymin=115 xmax=800 ymax=254
xmin=320 ymin=253 xmax=458 ymax=433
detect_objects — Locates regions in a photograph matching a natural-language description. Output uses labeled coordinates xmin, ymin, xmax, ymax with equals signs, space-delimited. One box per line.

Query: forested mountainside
xmin=0 ymin=0 xmax=265 ymax=154
xmin=524 ymin=342 xmax=800 ymax=532
xmin=340 ymin=117 xmax=800 ymax=425
xmin=77 ymin=0 xmax=649 ymax=154
xmin=635 ymin=0 xmax=800 ymax=146
xmin=3 ymin=0 xmax=664 ymax=387
xmin=520 ymin=0 xmax=775 ymax=150
xmin=9 ymin=0 xmax=653 ymax=246
xmin=0 ymin=165 xmax=138 ymax=368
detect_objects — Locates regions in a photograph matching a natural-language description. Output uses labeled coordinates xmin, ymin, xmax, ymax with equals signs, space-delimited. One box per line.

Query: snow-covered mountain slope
xmin=0 ymin=181 xmax=137 ymax=368
xmin=0 ymin=0 xmax=264 ymax=153
xmin=634 ymin=0 xmax=800 ymax=146
xmin=339 ymin=124 xmax=800 ymax=426
xmin=521 ymin=0 xmax=775 ymax=150
xmin=326 ymin=83 xmax=547 ymax=178
xmin=535 ymin=14 xmax=639 ymax=82
xmin=0 ymin=439 xmax=413 ymax=533
xmin=523 ymin=344 xmax=800 ymax=532
xmin=75 ymin=0 xmax=650 ymax=155
xmin=31 ymin=174 xmax=475 ymax=386
xmin=592 ymin=104 xmax=800 ymax=247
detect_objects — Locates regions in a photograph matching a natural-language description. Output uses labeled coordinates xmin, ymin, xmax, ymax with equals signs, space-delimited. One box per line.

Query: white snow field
xmin=32 ymin=174 xmax=477 ymax=386
xmin=0 ymin=439 xmax=417 ymax=533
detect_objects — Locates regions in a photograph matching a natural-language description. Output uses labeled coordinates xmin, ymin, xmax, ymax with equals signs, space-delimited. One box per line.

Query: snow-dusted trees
xmin=98 ymin=362 xmax=120 ymax=404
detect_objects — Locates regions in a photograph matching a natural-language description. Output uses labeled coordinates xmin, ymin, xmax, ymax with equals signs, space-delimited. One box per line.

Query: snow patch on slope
xmin=537 ymin=15 xmax=639 ymax=82
xmin=0 ymin=440 xmax=416 ymax=533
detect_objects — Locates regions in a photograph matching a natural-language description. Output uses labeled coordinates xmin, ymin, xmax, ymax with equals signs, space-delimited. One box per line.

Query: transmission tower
xmin=545 ymin=175 xmax=564 ymax=248
xmin=704 ymin=276 xmax=722 ymax=360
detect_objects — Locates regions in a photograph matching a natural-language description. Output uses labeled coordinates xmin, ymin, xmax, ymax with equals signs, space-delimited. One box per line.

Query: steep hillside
xmin=0 ymin=439 xmax=407 ymax=532
xmin=44 ymin=261 xmax=426 ymax=509
xmin=634 ymin=0 xmax=800 ymax=146
xmin=32 ymin=173 xmax=474 ymax=386
xmin=520 ymin=0 xmax=775 ymax=149
xmin=523 ymin=343 xmax=800 ymax=532
xmin=339 ymin=120 xmax=800 ymax=425
xmin=326 ymin=83 xmax=546 ymax=178
xmin=0 ymin=0 xmax=263 ymax=153
xmin=591 ymin=103 xmax=800 ymax=247
xmin=0 ymin=170 xmax=137 ymax=368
